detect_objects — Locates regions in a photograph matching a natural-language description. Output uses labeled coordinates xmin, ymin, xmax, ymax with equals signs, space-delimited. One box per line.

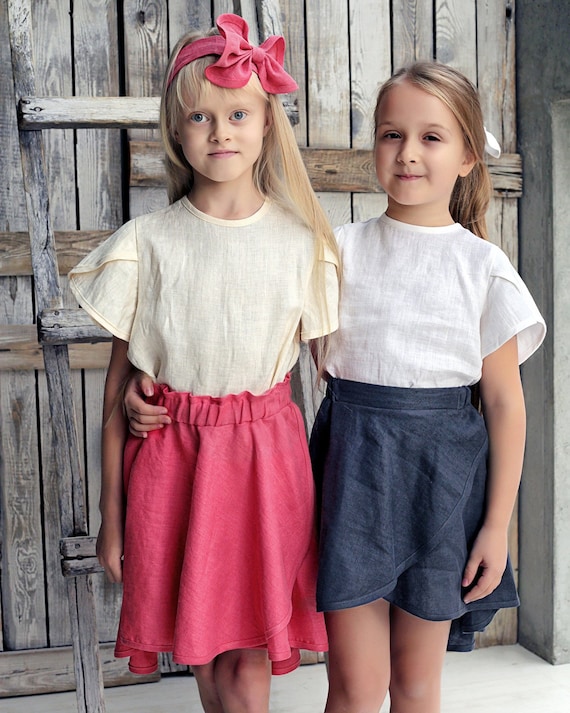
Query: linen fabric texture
xmin=326 ymin=213 xmax=545 ymax=388
xmin=310 ymin=378 xmax=517 ymax=652
xmin=312 ymin=214 xmax=546 ymax=651
xmin=68 ymin=198 xmax=338 ymax=673
xmin=116 ymin=379 xmax=327 ymax=674
xmin=68 ymin=197 xmax=338 ymax=396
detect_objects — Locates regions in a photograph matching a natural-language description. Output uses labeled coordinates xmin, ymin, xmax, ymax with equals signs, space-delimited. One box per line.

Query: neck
xmin=386 ymin=200 xmax=455 ymax=228
xmin=189 ymin=181 xmax=265 ymax=220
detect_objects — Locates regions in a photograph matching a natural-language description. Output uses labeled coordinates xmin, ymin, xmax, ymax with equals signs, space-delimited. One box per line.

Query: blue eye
xmin=190 ymin=113 xmax=206 ymax=123
xmin=232 ymin=110 xmax=246 ymax=121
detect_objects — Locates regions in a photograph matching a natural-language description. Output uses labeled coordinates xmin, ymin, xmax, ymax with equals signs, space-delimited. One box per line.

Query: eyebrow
xmin=377 ymin=121 xmax=453 ymax=136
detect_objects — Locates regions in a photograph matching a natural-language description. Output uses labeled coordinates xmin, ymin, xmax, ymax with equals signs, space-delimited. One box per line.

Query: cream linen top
xmin=325 ymin=213 xmax=546 ymax=388
xmin=69 ymin=197 xmax=339 ymax=396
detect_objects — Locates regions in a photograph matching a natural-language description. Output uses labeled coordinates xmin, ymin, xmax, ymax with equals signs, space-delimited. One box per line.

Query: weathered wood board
xmin=0 ymin=0 xmax=521 ymax=697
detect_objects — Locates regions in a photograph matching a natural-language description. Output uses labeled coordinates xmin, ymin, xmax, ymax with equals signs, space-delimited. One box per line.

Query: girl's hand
xmin=96 ymin=519 xmax=124 ymax=584
xmin=124 ymin=371 xmax=171 ymax=437
xmin=462 ymin=523 xmax=509 ymax=604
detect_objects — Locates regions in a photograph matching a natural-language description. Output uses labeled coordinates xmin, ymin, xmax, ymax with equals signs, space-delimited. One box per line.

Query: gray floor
xmin=3 ymin=645 xmax=570 ymax=712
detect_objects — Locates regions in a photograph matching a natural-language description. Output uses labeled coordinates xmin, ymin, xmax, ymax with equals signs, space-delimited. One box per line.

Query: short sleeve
xmin=68 ymin=220 xmax=138 ymax=341
xmin=480 ymin=248 xmax=546 ymax=364
xmin=300 ymin=243 xmax=340 ymax=341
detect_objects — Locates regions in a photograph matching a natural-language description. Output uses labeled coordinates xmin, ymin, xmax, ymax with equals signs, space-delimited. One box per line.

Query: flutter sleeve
xmin=300 ymin=243 xmax=340 ymax=341
xmin=68 ymin=220 xmax=138 ymax=342
xmin=480 ymin=247 xmax=546 ymax=364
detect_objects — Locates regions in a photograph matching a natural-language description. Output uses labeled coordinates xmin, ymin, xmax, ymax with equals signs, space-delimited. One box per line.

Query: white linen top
xmin=69 ymin=197 xmax=339 ymax=396
xmin=325 ymin=213 xmax=546 ymax=388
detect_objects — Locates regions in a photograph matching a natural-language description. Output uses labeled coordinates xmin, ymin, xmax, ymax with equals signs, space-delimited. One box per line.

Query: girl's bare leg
xmin=389 ymin=606 xmax=451 ymax=713
xmin=192 ymin=661 xmax=224 ymax=713
xmin=324 ymin=598 xmax=391 ymax=713
xmin=196 ymin=649 xmax=271 ymax=713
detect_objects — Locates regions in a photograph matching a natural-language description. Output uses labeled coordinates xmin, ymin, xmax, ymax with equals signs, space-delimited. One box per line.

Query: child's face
xmin=374 ymin=80 xmax=475 ymax=226
xmin=175 ymin=81 xmax=270 ymax=192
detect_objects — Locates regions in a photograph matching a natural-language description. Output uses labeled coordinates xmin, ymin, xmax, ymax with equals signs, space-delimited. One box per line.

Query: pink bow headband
xmin=166 ymin=13 xmax=298 ymax=95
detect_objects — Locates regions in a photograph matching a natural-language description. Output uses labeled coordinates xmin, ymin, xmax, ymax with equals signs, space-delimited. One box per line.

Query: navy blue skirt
xmin=309 ymin=377 xmax=519 ymax=652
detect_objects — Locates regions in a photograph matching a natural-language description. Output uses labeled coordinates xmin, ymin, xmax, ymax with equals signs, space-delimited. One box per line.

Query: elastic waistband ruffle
xmin=149 ymin=374 xmax=292 ymax=426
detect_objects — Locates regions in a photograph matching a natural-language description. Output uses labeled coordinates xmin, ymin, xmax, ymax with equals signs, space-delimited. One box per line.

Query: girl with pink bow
xmin=69 ymin=14 xmax=338 ymax=711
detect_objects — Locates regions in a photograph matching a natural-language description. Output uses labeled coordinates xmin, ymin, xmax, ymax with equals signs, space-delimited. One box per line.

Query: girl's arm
xmin=462 ymin=335 xmax=526 ymax=604
xmin=124 ymin=371 xmax=170 ymax=437
xmin=97 ymin=337 xmax=132 ymax=582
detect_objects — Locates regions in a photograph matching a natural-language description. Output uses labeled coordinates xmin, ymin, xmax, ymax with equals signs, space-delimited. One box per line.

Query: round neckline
xmin=180 ymin=195 xmax=271 ymax=226
xmin=379 ymin=212 xmax=460 ymax=235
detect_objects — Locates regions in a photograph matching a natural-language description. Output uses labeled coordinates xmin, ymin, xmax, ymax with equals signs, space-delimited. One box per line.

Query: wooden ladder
xmin=6 ymin=1 xmax=295 ymax=711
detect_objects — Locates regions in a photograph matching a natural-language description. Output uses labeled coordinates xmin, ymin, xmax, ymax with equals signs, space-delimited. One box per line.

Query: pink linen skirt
xmin=114 ymin=376 xmax=327 ymax=675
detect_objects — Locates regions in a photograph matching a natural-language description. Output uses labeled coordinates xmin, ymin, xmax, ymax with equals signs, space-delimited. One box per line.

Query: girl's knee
xmin=215 ymin=649 xmax=271 ymax=711
xmin=216 ymin=648 xmax=270 ymax=681
xmin=389 ymin=660 xmax=443 ymax=711
xmin=325 ymin=683 xmax=388 ymax=713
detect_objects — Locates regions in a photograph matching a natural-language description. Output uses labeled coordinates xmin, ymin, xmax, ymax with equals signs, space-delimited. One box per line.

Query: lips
xmin=209 ymin=151 xmax=237 ymax=158
xmin=397 ymin=174 xmax=422 ymax=181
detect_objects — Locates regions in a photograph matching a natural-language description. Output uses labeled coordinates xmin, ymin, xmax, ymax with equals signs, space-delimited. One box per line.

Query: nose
xmin=397 ymin=138 xmax=417 ymax=164
xmin=209 ymin=119 xmax=231 ymax=143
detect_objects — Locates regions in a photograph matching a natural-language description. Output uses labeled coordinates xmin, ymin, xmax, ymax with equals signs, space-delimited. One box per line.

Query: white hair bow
xmin=484 ymin=128 xmax=501 ymax=158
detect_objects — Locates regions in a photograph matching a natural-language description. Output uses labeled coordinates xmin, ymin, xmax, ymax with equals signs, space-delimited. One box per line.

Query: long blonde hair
xmin=160 ymin=29 xmax=340 ymax=366
xmin=374 ymin=61 xmax=493 ymax=240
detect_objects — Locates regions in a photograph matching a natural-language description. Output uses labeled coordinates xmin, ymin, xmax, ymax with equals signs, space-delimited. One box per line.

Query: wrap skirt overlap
xmin=309 ymin=377 xmax=519 ymax=652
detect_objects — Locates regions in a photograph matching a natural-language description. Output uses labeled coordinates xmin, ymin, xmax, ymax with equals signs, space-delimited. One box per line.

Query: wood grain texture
xmin=2 ymin=0 xmax=50 ymax=653
xmin=0 ymin=0 xmax=527 ymax=689
xmin=0 ymin=329 xmax=112 ymax=370
xmin=129 ymin=140 xmax=523 ymax=195
xmin=473 ymin=0 xmax=519 ymax=648
xmin=0 ymin=352 xmax=47 ymax=648
xmin=393 ymin=0 xmax=434 ymax=67
xmin=72 ymin=0 xmax=123 ymax=644
xmin=349 ymin=0 xmax=390 ymax=149
xmin=0 ymin=642 xmax=159 ymax=697
xmin=435 ymin=0 xmax=477 ymax=82
xmin=33 ymin=0 xmax=80 ymax=652
xmin=279 ymin=0 xmax=307 ymax=144
xmin=168 ymin=0 xmax=211 ymax=44
xmin=351 ymin=1 xmax=400 ymax=220
xmin=306 ymin=0 xmax=350 ymax=148
xmin=38 ymin=308 xmax=112 ymax=344
xmin=18 ymin=96 xmax=161 ymax=128
xmin=0 ymin=230 xmax=114 ymax=276
xmin=7 ymin=2 xmax=107 ymax=708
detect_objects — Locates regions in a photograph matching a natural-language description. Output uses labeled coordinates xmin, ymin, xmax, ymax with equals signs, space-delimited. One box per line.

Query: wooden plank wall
xmin=0 ymin=0 xmax=518 ymax=696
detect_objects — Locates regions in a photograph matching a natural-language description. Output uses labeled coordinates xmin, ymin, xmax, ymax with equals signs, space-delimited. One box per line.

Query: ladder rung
xmin=19 ymin=96 xmax=160 ymax=129
xmin=62 ymin=558 xmax=104 ymax=577
xmin=60 ymin=535 xmax=97 ymax=558
xmin=38 ymin=308 xmax=111 ymax=345
xmin=60 ymin=536 xmax=103 ymax=578
xmin=18 ymin=95 xmax=299 ymax=129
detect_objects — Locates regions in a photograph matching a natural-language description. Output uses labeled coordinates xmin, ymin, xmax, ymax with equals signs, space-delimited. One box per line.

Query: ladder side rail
xmin=7 ymin=2 xmax=106 ymax=711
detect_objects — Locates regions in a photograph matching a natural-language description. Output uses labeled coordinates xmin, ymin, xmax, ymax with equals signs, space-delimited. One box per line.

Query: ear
xmin=263 ymin=106 xmax=273 ymax=137
xmin=458 ymin=149 xmax=476 ymax=178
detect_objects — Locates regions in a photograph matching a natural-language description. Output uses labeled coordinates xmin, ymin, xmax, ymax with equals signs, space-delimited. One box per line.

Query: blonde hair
xmin=160 ymin=29 xmax=340 ymax=368
xmin=374 ymin=61 xmax=492 ymax=240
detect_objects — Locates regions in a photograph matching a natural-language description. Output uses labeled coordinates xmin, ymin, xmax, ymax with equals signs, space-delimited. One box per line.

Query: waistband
xmin=150 ymin=375 xmax=292 ymax=427
xmin=326 ymin=377 xmax=472 ymax=410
